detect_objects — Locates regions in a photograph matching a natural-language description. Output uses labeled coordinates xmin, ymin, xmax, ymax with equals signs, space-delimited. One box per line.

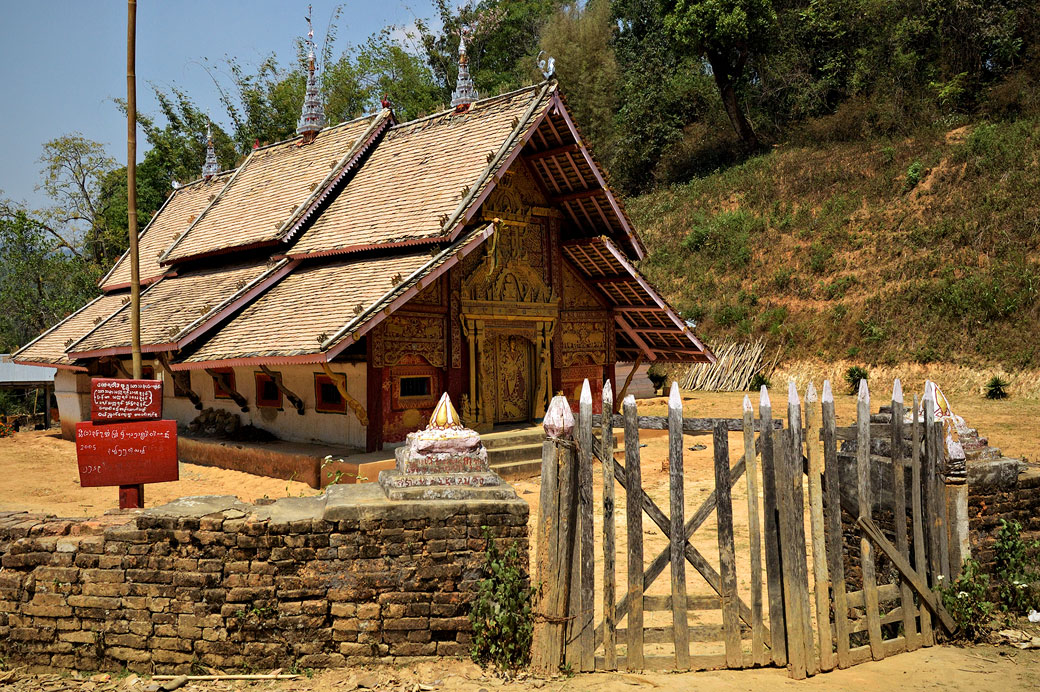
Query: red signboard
xmin=90 ymin=378 xmax=163 ymax=423
xmin=75 ymin=420 xmax=179 ymax=487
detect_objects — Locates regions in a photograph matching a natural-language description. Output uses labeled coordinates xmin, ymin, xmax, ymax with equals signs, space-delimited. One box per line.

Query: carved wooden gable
xmin=461 ymin=222 xmax=556 ymax=309
xmin=562 ymin=262 xmax=606 ymax=309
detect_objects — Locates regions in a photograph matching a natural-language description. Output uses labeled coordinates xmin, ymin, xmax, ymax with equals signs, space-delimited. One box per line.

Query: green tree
xmin=0 ymin=207 xmax=99 ymax=353
xmin=538 ymin=0 xmax=618 ymax=158
xmin=665 ymin=0 xmax=776 ymax=148
xmin=355 ymin=28 xmax=444 ymax=121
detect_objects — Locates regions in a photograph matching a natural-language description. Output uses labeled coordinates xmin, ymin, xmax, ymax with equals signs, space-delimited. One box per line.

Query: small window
xmin=172 ymin=371 xmax=193 ymax=398
xmin=141 ymin=365 xmax=156 ymax=380
xmin=211 ymin=368 xmax=236 ymax=399
xmin=400 ymin=376 xmax=431 ymax=398
xmin=315 ymin=373 xmax=346 ymax=414
xmin=255 ymin=372 xmax=283 ymax=409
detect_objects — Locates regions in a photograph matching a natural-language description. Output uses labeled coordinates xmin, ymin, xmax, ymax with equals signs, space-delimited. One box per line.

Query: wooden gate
xmin=530 ymin=378 xmax=957 ymax=678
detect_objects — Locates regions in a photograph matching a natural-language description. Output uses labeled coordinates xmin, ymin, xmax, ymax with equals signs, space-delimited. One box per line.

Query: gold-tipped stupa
xmin=427 ymin=392 xmax=464 ymax=430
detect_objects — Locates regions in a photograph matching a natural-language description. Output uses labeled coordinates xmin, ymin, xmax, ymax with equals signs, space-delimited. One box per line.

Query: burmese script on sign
xmin=90 ymin=378 xmax=163 ymax=422
xmin=75 ymin=420 xmax=178 ymax=487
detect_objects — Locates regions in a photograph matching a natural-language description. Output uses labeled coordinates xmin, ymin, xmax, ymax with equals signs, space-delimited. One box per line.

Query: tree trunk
xmin=708 ymin=53 xmax=759 ymax=150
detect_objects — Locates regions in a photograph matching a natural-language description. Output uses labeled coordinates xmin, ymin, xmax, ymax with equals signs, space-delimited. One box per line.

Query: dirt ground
xmin=1 ymin=645 xmax=1038 ymax=691
xmin=0 ymin=387 xmax=1037 ymax=689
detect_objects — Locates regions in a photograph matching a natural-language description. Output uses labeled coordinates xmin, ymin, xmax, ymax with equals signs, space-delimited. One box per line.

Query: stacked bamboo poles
xmin=679 ymin=339 xmax=773 ymax=391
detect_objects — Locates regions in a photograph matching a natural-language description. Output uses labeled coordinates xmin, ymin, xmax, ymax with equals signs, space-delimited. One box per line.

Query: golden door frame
xmin=460 ymin=312 xmax=556 ymax=431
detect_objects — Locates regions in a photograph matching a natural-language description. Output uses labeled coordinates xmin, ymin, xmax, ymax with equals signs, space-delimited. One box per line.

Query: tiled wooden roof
xmin=562 ymin=237 xmax=714 ymax=363
xmin=100 ymin=171 xmax=234 ymax=292
xmin=288 ymin=86 xmax=554 ymax=257
xmin=68 ymin=261 xmax=288 ymax=358
xmin=177 ymin=253 xmax=433 ymax=368
xmin=161 ymin=112 xmax=388 ymax=264
xmin=13 ymin=293 xmax=126 ymax=369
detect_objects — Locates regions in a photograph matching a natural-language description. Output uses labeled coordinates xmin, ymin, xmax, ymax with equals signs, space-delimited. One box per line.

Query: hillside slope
xmin=629 ymin=118 xmax=1040 ymax=369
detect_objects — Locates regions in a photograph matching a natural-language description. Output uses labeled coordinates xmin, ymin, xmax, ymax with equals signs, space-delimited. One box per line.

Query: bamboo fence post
xmin=775 ymin=428 xmax=807 ymax=679
xmin=532 ymin=396 xmax=573 ymax=675
xmin=743 ymin=395 xmax=765 ymax=665
xmin=890 ymin=380 xmax=917 ymax=649
xmin=600 ymin=380 xmax=617 ymax=670
xmin=856 ymin=379 xmax=885 ymax=661
xmin=667 ymin=383 xmax=690 ymax=669
xmin=911 ymin=395 xmax=934 ymax=646
xmin=714 ymin=420 xmax=742 ymax=668
xmin=623 ymin=395 xmax=644 ymax=671
xmin=759 ymin=386 xmax=787 ymax=667
xmin=821 ymin=381 xmax=851 ymax=668
xmin=805 ymin=383 xmax=833 ymax=671
xmin=576 ymin=381 xmax=595 ymax=671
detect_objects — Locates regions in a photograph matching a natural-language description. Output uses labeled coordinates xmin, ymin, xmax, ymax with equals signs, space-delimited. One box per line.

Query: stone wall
xmin=968 ymin=461 xmax=1040 ymax=569
xmin=0 ymin=485 xmax=528 ymax=673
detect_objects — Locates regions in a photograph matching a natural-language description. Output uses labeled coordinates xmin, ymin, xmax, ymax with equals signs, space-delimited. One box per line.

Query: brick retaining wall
xmin=0 ymin=485 xmax=528 ymax=673
xmin=968 ymin=464 xmax=1040 ymax=569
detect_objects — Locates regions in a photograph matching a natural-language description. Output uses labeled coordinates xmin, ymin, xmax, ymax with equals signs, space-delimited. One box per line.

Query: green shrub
xmin=808 ymin=241 xmax=834 ymax=274
xmin=939 ymin=557 xmax=995 ymax=641
xmin=993 ymin=519 xmax=1040 ymax=613
xmin=985 ymin=376 xmax=1010 ymax=400
xmin=469 ymin=532 xmax=535 ymax=675
xmin=749 ymin=372 xmax=770 ymax=390
xmin=904 ymin=161 xmax=924 ymax=191
xmin=845 ymin=365 xmax=868 ymax=394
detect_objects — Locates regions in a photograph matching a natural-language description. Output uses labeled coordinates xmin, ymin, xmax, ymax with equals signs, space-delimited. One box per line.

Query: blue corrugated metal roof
xmin=0 ymin=355 xmax=55 ymax=385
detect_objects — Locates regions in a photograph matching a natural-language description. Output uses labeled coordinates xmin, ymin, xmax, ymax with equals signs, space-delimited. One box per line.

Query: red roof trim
xmin=285 ymin=236 xmax=442 ymax=260
xmin=169 ymin=352 xmax=331 ymax=372
xmin=12 ymin=360 xmax=88 ymax=372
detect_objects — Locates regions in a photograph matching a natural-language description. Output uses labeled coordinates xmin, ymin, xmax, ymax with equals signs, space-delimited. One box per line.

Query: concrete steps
xmin=483 ymin=428 xmax=547 ymax=480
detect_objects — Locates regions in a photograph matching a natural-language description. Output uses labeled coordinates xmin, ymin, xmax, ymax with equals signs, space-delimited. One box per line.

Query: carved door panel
xmin=493 ymin=334 xmax=531 ymax=423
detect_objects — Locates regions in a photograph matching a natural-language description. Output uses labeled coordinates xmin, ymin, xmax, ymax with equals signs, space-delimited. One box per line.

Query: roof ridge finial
xmin=202 ymin=115 xmax=219 ymax=180
xmin=450 ymin=25 xmax=479 ymax=111
xmin=296 ymin=4 xmax=325 ymax=142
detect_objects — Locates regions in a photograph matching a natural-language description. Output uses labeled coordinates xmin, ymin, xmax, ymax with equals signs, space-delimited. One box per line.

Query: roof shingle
xmin=161 ymin=112 xmax=386 ymax=264
xmin=13 ymin=294 xmax=126 ymax=368
xmin=289 ymin=85 xmax=553 ymax=257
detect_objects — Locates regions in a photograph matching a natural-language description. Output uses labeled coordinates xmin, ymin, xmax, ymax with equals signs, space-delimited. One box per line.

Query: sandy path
xmin=0 ymin=430 xmax=311 ymax=516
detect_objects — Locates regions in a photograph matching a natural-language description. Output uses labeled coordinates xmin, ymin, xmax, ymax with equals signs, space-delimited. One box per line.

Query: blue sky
xmin=0 ymin=1 xmax=437 ymax=208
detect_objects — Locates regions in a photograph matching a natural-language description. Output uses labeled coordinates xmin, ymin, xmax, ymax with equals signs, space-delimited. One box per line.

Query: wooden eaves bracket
xmin=259 ymin=364 xmax=305 ymax=415
xmin=103 ymin=356 xmax=132 ymax=379
xmin=155 ymin=354 xmax=203 ymax=410
xmin=205 ymin=368 xmax=249 ymax=412
xmin=320 ymin=362 xmax=369 ymax=427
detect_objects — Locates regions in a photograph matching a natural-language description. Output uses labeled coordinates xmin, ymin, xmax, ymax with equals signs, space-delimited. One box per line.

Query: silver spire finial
xmin=451 ymin=25 xmax=479 ymax=109
xmin=537 ymin=51 xmax=556 ymax=80
xmin=296 ymin=4 xmax=325 ymax=140
xmin=202 ymin=117 xmax=219 ymax=179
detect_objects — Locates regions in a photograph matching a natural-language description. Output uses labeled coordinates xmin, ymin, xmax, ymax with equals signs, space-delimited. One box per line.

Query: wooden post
xmin=532 ymin=396 xmax=573 ymax=675
xmin=743 ymin=395 xmax=765 ymax=665
xmin=600 ymin=380 xmax=617 ymax=670
xmin=922 ymin=396 xmax=942 ymax=600
xmin=667 ymin=383 xmax=690 ymax=670
xmin=933 ymin=421 xmax=952 ymax=583
xmin=615 ymin=354 xmax=643 ymax=411
xmin=788 ymin=382 xmax=817 ymax=675
xmin=856 ymin=379 xmax=885 ymax=661
xmin=890 ymin=380 xmax=917 ymax=649
xmin=805 ymin=383 xmax=833 ymax=671
xmin=775 ymin=429 xmax=807 ymax=679
xmin=758 ymin=386 xmax=787 ymax=667
xmin=126 ymin=0 xmax=142 ymax=381
xmin=577 ymin=381 xmax=595 ymax=672
xmin=623 ymin=395 xmax=644 ymax=671
xmin=714 ymin=421 xmax=741 ymax=668
xmin=911 ymin=395 xmax=934 ymax=646
xmin=555 ymin=398 xmax=580 ymax=671
xmin=821 ymin=381 xmax=851 ymax=668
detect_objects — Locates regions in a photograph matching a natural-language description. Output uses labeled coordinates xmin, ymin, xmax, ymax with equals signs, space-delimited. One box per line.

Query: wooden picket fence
xmin=530 ymin=378 xmax=957 ymax=679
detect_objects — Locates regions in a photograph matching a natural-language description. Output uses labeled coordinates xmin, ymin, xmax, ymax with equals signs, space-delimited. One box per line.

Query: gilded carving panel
xmin=372 ymin=313 xmax=446 ymax=368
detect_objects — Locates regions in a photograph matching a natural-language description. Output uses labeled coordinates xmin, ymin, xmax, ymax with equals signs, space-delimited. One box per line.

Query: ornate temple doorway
xmin=491 ymin=333 xmax=532 ymax=423
xmin=459 ymin=221 xmax=559 ymax=432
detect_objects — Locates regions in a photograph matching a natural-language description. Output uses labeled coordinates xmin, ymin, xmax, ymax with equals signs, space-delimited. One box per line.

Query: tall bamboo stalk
xmin=127 ymin=0 xmax=142 ymax=379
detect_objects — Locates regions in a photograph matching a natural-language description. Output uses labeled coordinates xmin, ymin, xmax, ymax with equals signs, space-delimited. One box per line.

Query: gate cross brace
xmin=857 ymin=515 xmax=957 ymax=633
xmin=259 ymin=364 xmax=305 ymax=415
xmin=591 ymin=437 xmax=771 ymax=648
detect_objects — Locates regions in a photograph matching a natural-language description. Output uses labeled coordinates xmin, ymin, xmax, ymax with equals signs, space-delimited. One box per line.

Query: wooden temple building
xmin=14 ymin=35 xmax=713 ymax=471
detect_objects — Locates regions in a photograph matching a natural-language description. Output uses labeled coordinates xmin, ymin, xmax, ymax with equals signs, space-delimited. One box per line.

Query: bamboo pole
xmin=126 ymin=0 xmax=141 ymax=380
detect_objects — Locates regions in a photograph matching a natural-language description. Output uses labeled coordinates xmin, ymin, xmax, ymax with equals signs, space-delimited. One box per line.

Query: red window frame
xmin=314 ymin=373 xmax=347 ymax=414
xmin=211 ymin=368 xmax=236 ymax=400
xmin=254 ymin=372 xmax=283 ymax=409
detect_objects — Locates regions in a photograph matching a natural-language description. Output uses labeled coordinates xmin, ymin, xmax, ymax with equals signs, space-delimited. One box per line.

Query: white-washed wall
xmin=159 ymin=363 xmax=367 ymax=448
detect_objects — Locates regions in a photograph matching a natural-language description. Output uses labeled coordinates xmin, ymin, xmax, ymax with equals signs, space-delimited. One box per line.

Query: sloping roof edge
xmin=11 ymin=294 xmax=111 ymax=370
